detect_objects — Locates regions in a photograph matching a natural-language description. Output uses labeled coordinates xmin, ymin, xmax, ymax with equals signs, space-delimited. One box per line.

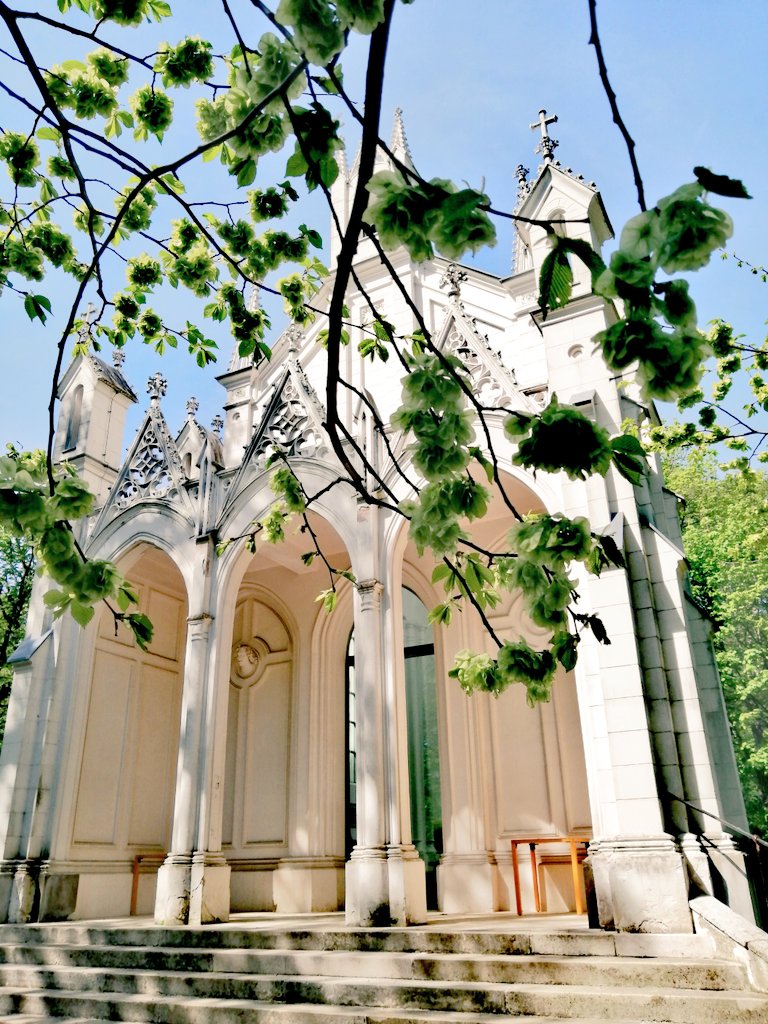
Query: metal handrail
xmin=666 ymin=791 xmax=768 ymax=851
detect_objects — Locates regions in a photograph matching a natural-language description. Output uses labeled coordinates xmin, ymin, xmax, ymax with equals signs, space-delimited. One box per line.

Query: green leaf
xmin=23 ymin=293 xmax=53 ymax=324
xmin=693 ymin=167 xmax=752 ymax=200
xmin=556 ymin=235 xmax=608 ymax=286
xmin=598 ymin=533 xmax=626 ymax=570
xmin=285 ymin=149 xmax=308 ymax=178
xmin=315 ymin=588 xmax=338 ymax=614
xmin=70 ymin=600 xmax=95 ymax=628
xmin=36 ymin=127 xmax=61 ymax=142
xmin=538 ymin=244 xmax=573 ymax=319
xmin=235 ymin=158 xmax=256 ymax=187
xmin=610 ymin=433 xmax=646 ymax=458
xmin=610 ymin=434 xmax=648 ymax=487
xmin=126 ymin=612 xmax=153 ymax=651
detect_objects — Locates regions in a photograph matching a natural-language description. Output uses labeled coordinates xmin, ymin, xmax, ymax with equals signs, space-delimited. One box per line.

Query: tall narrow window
xmin=403 ymin=588 xmax=443 ymax=909
xmin=345 ymin=632 xmax=357 ymax=859
xmin=345 ymin=591 xmax=443 ymax=907
xmin=64 ymin=385 xmax=83 ymax=452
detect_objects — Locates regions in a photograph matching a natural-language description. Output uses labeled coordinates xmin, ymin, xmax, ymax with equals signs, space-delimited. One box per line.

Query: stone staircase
xmin=0 ymin=919 xmax=765 ymax=1023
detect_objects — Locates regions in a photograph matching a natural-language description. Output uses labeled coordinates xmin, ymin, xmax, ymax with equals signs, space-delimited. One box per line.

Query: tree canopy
xmin=0 ymin=527 xmax=34 ymax=746
xmin=664 ymin=452 xmax=768 ymax=836
xmin=0 ymin=0 xmax=756 ymax=703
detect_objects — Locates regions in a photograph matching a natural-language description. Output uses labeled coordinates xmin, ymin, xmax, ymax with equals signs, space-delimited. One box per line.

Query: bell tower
xmin=53 ymin=346 xmax=137 ymax=504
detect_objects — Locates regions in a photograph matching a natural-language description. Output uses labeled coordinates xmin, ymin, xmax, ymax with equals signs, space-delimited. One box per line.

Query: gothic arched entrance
xmin=67 ymin=544 xmax=187 ymax=918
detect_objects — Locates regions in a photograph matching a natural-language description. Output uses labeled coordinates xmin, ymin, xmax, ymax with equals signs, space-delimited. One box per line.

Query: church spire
xmin=389 ymin=107 xmax=415 ymax=171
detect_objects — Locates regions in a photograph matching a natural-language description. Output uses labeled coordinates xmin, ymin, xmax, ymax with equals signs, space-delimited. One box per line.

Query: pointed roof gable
xmin=435 ymin=266 xmax=540 ymax=415
xmin=92 ymin=373 xmax=194 ymax=530
xmin=56 ymin=352 xmax=137 ymax=403
xmin=225 ymin=337 xmax=330 ymax=503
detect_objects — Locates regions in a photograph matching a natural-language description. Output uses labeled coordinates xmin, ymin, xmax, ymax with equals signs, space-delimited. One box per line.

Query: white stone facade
xmin=0 ymin=135 xmax=754 ymax=932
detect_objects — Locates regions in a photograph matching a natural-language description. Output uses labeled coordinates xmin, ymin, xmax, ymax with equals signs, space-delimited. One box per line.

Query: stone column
xmin=155 ymin=544 xmax=230 ymax=925
xmin=436 ymin=616 xmax=499 ymax=913
xmin=344 ymin=579 xmax=426 ymax=926
xmin=0 ymin=590 xmax=82 ymax=923
xmin=575 ymin=562 xmax=693 ymax=933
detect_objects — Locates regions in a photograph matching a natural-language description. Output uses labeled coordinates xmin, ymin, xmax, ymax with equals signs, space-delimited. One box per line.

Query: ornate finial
xmin=186 ymin=396 xmax=199 ymax=418
xmin=530 ymin=108 xmax=559 ymax=161
xmin=390 ymin=107 xmax=413 ymax=164
xmin=246 ymin=283 xmax=261 ymax=313
xmin=515 ymin=164 xmax=532 ymax=203
xmin=77 ymin=302 xmax=96 ymax=346
xmin=211 ymin=413 xmax=223 ymax=436
xmin=440 ymin=263 xmax=468 ymax=299
xmin=147 ymin=372 xmax=167 ymax=402
xmin=285 ymin=322 xmax=304 ymax=355
xmin=112 ymin=348 xmax=126 ymax=369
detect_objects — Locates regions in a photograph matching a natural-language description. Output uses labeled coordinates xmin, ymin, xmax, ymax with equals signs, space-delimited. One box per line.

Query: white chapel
xmin=0 ymin=111 xmax=756 ymax=934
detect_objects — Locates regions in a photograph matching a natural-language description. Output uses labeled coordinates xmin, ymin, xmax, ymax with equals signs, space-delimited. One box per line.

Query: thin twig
xmin=587 ymin=0 xmax=646 ymax=212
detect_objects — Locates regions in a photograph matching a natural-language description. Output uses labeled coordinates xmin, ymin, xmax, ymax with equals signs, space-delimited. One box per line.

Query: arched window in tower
xmin=549 ymin=207 xmax=567 ymax=237
xmin=63 ymin=384 xmax=84 ymax=452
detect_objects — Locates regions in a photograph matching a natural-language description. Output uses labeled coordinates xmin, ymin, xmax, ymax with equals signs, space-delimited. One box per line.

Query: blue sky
xmin=1 ymin=0 xmax=767 ymax=451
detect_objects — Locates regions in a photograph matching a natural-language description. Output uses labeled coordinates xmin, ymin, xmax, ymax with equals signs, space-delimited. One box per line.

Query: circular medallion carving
xmin=231 ymin=637 xmax=270 ymax=683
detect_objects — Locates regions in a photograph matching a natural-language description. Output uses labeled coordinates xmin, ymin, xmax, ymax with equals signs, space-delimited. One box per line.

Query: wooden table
xmin=130 ymin=852 xmax=166 ymax=916
xmin=510 ymin=836 xmax=589 ymax=915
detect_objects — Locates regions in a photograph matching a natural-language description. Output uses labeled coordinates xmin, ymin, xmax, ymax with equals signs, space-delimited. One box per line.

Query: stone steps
xmin=0 ymin=923 xmax=764 ymax=1024
xmin=0 ymin=986 xmax=767 ymax=1024
xmin=0 ymin=924 xmax=715 ymax=957
xmin=0 ymin=947 xmax=748 ymax=989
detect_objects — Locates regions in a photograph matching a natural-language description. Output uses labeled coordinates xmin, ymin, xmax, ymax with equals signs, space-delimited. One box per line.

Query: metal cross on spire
xmin=530 ymin=108 xmax=559 ymax=161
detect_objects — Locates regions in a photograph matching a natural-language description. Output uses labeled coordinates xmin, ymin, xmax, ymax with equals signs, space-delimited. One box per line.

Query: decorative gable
xmin=92 ymin=373 xmax=195 ymax=529
xmin=225 ymin=340 xmax=331 ymax=506
xmin=436 ymin=266 xmax=540 ymax=415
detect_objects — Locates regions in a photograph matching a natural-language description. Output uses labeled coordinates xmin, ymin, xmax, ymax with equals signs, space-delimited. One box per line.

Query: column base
xmin=155 ymin=853 xmax=231 ymax=925
xmin=7 ymin=861 xmax=39 ymax=923
xmin=702 ymin=834 xmax=756 ymax=924
xmin=586 ymin=835 xmax=693 ymax=933
xmin=274 ymin=857 xmax=344 ymax=913
xmin=0 ymin=861 xmax=16 ymax=923
xmin=345 ymin=845 xmax=426 ymax=926
xmin=155 ymin=855 xmax=191 ymax=925
xmin=438 ymin=852 xmax=500 ymax=914
xmin=189 ymin=853 xmax=230 ymax=924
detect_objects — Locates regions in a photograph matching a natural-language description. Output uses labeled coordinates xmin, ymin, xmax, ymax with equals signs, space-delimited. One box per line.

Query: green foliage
xmin=276 ymin=0 xmax=345 ymax=65
xmin=541 ymin=176 xmax=749 ymax=402
xmin=131 ymin=85 xmax=174 ymax=140
xmin=0 ymin=528 xmax=35 ymax=750
xmin=449 ymin=641 xmax=556 ymax=706
xmin=365 ymin=170 xmax=495 ymax=262
xmin=0 ymin=4 xmax=754 ymax=713
xmin=155 ymin=38 xmax=213 ymax=87
xmin=510 ymin=396 xmax=613 ymax=480
xmin=271 ymin=464 xmax=306 ymax=512
xmin=286 ymin=104 xmax=343 ymax=191
xmin=664 ymin=451 xmax=768 ymax=836
xmin=0 ymin=448 xmax=150 ymax=649
xmin=0 ymin=133 xmax=40 ymax=188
